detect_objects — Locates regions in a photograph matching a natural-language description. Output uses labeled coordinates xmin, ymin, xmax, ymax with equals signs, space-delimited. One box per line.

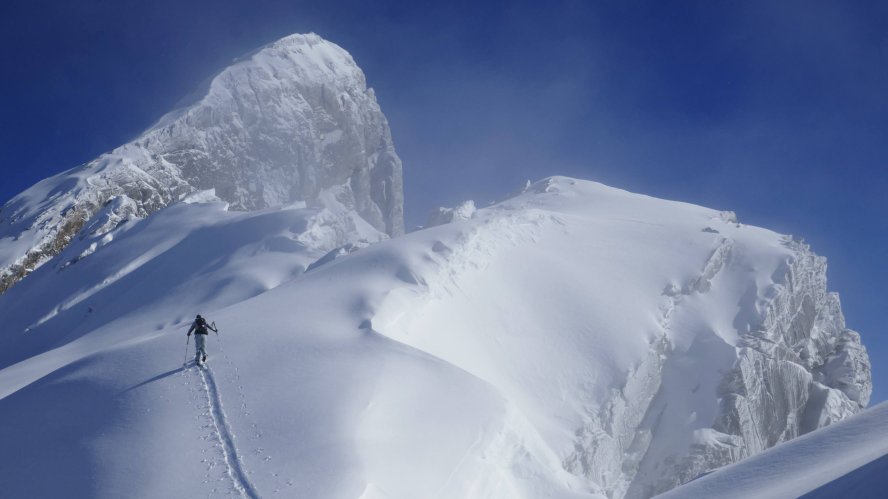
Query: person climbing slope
xmin=187 ymin=314 xmax=217 ymax=365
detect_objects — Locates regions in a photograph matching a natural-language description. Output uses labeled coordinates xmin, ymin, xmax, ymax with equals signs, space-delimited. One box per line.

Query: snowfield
xmin=0 ymin=176 xmax=871 ymax=498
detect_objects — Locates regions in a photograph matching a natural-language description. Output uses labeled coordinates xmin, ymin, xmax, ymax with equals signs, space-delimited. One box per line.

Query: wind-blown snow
xmin=0 ymin=32 xmax=403 ymax=294
xmin=0 ymin=176 xmax=871 ymax=498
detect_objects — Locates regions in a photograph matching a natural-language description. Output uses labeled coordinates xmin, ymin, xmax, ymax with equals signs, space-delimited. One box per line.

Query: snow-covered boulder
xmin=425 ymin=200 xmax=477 ymax=227
xmin=0 ymin=33 xmax=403 ymax=293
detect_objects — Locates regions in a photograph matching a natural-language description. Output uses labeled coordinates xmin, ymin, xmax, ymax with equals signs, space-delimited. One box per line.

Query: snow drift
xmin=0 ymin=173 xmax=871 ymax=498
xmin=0 ymin=33 xmax=404 ymax=294
xmin=658 ymin=401 xmax=888 ymax=498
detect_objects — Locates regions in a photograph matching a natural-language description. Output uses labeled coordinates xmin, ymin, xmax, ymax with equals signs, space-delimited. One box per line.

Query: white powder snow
xmin=0 ymin=176 xmax=871 ymax=498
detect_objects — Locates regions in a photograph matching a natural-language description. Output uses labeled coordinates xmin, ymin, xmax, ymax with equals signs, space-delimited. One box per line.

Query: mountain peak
xmin=151 ymin=32 xmax=364 ymax=131
xmin=0 ymin=33 xmax=404 ymax=293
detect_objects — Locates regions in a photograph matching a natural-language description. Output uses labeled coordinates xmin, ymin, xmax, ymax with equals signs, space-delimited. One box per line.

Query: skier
xmin=187 ymin=314 xmax=217 ymax=365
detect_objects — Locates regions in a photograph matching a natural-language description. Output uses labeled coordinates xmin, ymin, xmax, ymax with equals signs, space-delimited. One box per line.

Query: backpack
xmin=195 ymin=318 xmax=209 ymax=335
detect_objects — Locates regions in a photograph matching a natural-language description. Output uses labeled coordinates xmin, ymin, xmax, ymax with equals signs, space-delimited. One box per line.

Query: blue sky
xmin=1 ymin=1 xmax=886 ymax=401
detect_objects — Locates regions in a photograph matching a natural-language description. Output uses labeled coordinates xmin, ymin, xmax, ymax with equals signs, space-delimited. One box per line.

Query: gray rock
xmin=0 ymin=33 xmax=403 ymax=293
xmin=563 ymin=236 xmax=872 ymax=499
xmin=632 ymin=239 xmax=871 ymax=498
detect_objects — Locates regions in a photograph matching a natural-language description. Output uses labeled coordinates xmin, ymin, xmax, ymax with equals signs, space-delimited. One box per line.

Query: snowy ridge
xmin=0 ymin=176 xmax=872 ymax=498
xmin=0 ymin=32 xmax=403 ymax=294
xmin=369 ymin=177 xmax=871 ymax=497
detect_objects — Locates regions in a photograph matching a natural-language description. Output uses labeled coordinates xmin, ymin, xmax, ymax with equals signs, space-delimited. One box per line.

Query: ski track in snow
xmin=196 ymin=363 xmax=261 ymax=498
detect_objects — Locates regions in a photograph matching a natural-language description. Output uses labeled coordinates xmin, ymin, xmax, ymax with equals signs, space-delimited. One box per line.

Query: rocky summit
xmin=0 ymin=33 xmax=403 ymax=293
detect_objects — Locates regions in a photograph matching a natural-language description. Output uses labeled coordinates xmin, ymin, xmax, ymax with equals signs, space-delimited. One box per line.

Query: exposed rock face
xmin=684 ymin=241 xmax=871 ymax=489
xmin=567 ymin=236 xmax=872 ymax=499
xmin=0 ymin=33 xmax=403 ymax=293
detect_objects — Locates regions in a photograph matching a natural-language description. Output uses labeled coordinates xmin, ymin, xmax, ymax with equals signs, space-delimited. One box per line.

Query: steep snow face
xmin=0 ymin=33 xmax=403 ymax=293
xmin=0 ymin=183 xmax=594 ymax=499
xmin=371 ymin=177 xmax=871 ymax=498
xmin=0 ymin=177 xmax=872 ymax=499
xmin=624 ymin=238 xmax=872 ymax=498
xmin=0 ymin=196 xmax=385 ymax=373
xmin=658 ymin=401 xmax=888 ymax=499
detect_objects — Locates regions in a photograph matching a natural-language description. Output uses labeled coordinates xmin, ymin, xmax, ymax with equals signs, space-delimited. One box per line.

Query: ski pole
xmin=183 ymin=334 xmax=190 ymax=366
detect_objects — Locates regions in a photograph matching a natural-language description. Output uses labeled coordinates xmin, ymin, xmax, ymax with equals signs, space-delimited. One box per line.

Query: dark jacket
xmin=187 ymin=317 xmax=216 ymax=336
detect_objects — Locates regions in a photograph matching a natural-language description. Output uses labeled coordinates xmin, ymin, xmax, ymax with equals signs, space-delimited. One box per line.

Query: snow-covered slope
xmin=658 ymin=401 xmax=888 ymax=498
xmin=0 ymin=33 xmax=404 ymax=294
xmin=373 ymin=177 xmax=871 ymax=498
xmin=0 ymin=177 xmax=871 ymax=498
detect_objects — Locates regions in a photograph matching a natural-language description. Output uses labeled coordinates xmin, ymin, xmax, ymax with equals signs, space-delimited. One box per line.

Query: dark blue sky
xmin=1 ymin=1 xmax=886 ymax=401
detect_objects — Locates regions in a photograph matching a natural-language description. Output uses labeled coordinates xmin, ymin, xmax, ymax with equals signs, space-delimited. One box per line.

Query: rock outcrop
xmin=0 ymin=33 xmax=403 ymax=293
xmin=633 ymin=240 xmax=869 ymax=497
xmin=564 ymin=234 xmax=872 ymax=499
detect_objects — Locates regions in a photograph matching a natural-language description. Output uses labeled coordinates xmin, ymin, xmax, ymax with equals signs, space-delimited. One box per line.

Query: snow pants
xmin=195 ymin=334 xmax=207 ymax=362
